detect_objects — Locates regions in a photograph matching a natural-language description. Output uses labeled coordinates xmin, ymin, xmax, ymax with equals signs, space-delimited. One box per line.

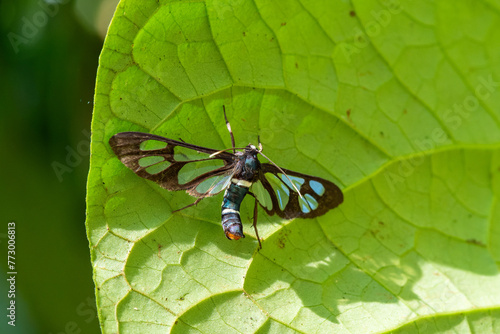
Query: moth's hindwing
xmin=252 ymin=163 xmax=343 ymax=219
xmin=109 ymin=132 xmax=235 ymax=197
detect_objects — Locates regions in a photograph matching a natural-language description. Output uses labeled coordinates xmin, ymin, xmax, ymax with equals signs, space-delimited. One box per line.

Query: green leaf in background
xmin=86 ymin=0 xmax=500 ymax=333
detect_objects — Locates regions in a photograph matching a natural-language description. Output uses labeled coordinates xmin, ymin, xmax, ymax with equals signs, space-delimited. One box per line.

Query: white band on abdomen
xmin=231 ymin=178 xmax=252 ymax=188
xmin=222 ymin=208 xmax=240 ymax=215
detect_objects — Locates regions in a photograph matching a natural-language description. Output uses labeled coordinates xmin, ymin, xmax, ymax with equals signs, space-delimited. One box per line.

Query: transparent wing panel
xmin=139 ymin=140 xmax=168 ymax=150
xmin=195 ymin=174 xmax=232 ymax=195
xmin=252 ymin=179 xmax=273 ymax=210
xmin=265 ymin=174 xmax=291 ymax=211
xmin=178 ymin=159 xmax=225 ymax=185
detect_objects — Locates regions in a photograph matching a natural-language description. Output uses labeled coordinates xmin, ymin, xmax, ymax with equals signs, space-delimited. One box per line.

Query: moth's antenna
xmin=257 ymin=150 xmax=304 ymax=199
xmin=209 ymin=147 xmax=247 ymax=157
xmin=223 ymin=105 xmax=236 ymax=154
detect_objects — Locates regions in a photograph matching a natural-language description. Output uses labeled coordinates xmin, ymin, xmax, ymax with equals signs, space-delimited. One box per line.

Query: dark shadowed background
xmin=0 ymin=1 xmax=118 ymax=332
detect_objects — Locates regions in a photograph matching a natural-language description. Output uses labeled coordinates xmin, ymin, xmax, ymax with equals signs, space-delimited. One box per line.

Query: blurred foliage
xmin=0 ymin=0 xmax=115 ymax=333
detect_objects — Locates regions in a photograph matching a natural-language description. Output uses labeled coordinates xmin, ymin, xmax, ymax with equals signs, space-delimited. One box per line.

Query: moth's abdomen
xmin=221 ymin=211 xmax=244 ymax=240
xmin=221 ymin=180 xmax=250 ymax=240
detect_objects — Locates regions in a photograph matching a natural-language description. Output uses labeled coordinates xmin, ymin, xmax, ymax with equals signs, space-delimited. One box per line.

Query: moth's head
xmin=245 ymin=144 xmax=259 ymax=153
xmin=243 ymin=144 xmax=260 ymax=163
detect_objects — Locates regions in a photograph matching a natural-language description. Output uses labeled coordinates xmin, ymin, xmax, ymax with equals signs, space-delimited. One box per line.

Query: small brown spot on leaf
xmin=466 ymin=238 xmax=484 ymax=246
xmin=277 ymin=238 xmax=286 ymax=249
xmin=276 ymin=229 xmax=290 ymax=248
xmin=346 ymin=109 xmax=354 ymax=125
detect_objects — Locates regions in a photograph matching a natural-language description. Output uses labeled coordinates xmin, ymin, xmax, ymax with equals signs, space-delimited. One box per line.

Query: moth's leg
xmin=253 ymin=198 xmax=262 ymax=250
xmin=223 ymin=105 xmax=236 ymax=153
xmin=247 ymin=192 xmax=263 ymax=250
xmin=172 ymin=197 xmax=203 ymax=213
xmin=257 ymin=135 xmax=262 ymax=152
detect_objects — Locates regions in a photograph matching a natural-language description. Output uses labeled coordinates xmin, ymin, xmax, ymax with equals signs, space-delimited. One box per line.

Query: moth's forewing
xmin=109 ymin=132 xmax=235 ymax=197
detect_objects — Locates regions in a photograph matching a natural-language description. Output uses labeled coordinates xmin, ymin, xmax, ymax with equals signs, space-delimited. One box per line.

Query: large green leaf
xmin=86 ymin=0 xmax=500 ymax=333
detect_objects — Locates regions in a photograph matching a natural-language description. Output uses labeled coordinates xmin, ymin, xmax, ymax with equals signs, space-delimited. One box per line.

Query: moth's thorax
xmin=234 ymin=146 xmax=260 ymax=181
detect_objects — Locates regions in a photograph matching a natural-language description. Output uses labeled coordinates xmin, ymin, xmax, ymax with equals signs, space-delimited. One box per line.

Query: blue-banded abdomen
xmin=221 ymin=179 xmax=252 ymax=240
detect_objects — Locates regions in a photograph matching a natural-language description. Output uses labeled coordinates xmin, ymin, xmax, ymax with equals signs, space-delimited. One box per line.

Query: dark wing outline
xmin=255 ymin=163 xmax=343 ymax=219
xmin=109 ymin=132 xmax=235 ymax=197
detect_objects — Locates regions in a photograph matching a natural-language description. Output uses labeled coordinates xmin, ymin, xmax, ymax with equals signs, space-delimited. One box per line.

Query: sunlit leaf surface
xmin=87 ymin=0 xmax=500 ymax=333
